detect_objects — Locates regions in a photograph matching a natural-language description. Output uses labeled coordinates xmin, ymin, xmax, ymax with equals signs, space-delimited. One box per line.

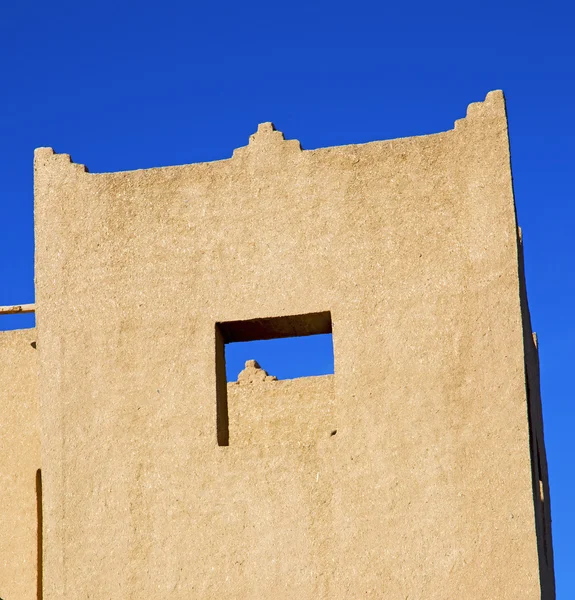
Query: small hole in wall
xmin=330 ymin=430 xmax=337 ymax=436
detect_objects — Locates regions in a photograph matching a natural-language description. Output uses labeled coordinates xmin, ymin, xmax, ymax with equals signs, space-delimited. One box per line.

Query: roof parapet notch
xmin=34 ymin=147 xmax=88 ymax=173
xmin=232 ymin=122 xmax=302 ymax=158
xmin=454 ymin=89 xmax=506 ymax=131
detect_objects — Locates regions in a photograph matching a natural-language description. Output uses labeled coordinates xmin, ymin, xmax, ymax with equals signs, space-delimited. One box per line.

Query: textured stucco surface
xmin=23 ymin=90 xmax=554 ymax=598
xmin=228 ymin=365 xmax=335 ymax=446
xmin=0 ymin=329 xmax=39 ymax=600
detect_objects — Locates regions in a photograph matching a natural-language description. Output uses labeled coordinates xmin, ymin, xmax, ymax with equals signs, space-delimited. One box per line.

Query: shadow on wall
xmin=36 ymin=469 xmax=42 ymax=600
xmin=517 ymin=228 xmax=556 ymax=598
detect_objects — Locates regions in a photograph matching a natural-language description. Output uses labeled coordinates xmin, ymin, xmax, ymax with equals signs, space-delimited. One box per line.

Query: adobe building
xmin=0 ymin=90 xmax=555 ymax=598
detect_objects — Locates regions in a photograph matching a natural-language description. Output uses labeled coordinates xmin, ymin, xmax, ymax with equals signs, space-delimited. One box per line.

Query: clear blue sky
xmin=0 ymin=1 xmax=573 ymax=595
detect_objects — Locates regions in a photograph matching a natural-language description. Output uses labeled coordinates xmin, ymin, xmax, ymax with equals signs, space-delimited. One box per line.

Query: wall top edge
xmin=34 ymin=90 xmax=505 ymax=177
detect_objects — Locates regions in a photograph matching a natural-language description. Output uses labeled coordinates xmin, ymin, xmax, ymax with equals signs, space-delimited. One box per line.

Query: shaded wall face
xmin=0 ymin=329 xmax=39 ymax=600
xmin=34 ymin=92 xmax=543 ymax=599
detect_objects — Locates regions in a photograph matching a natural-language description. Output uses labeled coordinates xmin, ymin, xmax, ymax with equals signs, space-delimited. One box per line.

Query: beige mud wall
xmin=228 ymin=367 xmax=335 ymax=446
xmin=34 ymin=91 xmax=545 ymax=599
xmin=0 ymin=329 xmax=39 ymax=600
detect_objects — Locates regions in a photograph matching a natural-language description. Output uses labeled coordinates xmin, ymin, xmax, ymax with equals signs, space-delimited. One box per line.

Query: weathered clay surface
xmin=0 ymin=90 xmax=554 ymax=599
xmin=234 ymin=359 xmax=278 ymax=383
xmin=228 ymin=372 xmax=335 ymax=445
xmin=0 ymin=329 xmax=39 ymax=600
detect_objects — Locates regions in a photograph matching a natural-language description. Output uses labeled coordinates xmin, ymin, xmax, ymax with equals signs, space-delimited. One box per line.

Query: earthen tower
xmin=0 ymin=90 xmax=555 ymax=599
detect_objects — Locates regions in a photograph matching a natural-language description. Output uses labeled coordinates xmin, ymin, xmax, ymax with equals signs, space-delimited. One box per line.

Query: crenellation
xmin=34 ymin=146 xmax=88 ymax=174
xmin=233 ymin=359 xmax=278 ymax=384
xmin=453 ymin=89 xmax=507 ymax=131
xmin=233 ymin=121 xmax=303 ymax=159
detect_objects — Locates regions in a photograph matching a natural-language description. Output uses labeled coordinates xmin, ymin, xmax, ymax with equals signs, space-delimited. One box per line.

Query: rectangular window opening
xmin=215 ymin=311 xmax=333 ymax=446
